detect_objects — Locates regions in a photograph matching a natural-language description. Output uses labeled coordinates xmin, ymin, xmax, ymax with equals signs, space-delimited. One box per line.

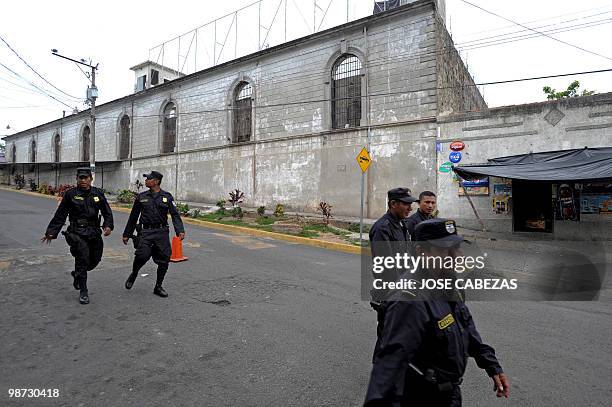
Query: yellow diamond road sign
xmin=356 ymin=147 xmax=371 ymax=173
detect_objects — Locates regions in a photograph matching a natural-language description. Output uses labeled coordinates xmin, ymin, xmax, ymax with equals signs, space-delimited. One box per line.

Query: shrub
xmin=28 ymin=178 xmax=37 ymax=192
xmin=257 ymin=206 xmax=266 ymax=217
xmin=56 ymin=184 xmax=74 ymax=197
xmin=228 ymin=189 xmax=244 ymax=207
xmin=175 ymin=202 xmax=190 ymax=216
xmin=13 ymin=174 xmax=25 ymax=190
xmin=134 ymin=179 xmax=144 ymax=192
xmin=274 ymin=203 xmax=285 ymax=218
xmin=191 ymin=208 xmax=201 ymax=218
xmin=230 ymin=206 xmax=244 ymax=219
xmin=215 ymin=199 xmax=227 ymax=215
xmin=117 ymin=189 xmax=137 ymax=204
xmin=317 ymin=201 xmax=333 ymax=225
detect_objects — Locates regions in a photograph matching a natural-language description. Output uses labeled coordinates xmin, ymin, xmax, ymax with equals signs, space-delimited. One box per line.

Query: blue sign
xmin=449 ymin=151 xmax=462 ymax=163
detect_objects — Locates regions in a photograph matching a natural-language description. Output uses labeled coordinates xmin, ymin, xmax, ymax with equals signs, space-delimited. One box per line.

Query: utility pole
xmin=51 ymin=49 xmax=98 ymax=178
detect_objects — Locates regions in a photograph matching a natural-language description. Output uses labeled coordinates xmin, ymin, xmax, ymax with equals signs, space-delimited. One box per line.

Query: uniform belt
xmin=140 ymin=223 xmax=167 ymax=229
xmin=408 ymin=364 xmax=462 ymax=391
xmin=71 ymin=219 xmax=99 ymax=227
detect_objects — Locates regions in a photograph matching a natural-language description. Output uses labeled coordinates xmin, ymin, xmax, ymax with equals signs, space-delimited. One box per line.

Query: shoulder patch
xmin=438 ymin=313 xmax=455 ymax=330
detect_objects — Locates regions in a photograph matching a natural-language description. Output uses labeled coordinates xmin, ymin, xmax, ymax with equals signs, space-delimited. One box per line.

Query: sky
xmin=1 ymin=0 xmax=611 ymax=138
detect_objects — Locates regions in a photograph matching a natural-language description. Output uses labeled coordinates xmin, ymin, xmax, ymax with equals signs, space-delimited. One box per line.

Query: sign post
xmin=356 ymin=145 xmax=372 ymax=247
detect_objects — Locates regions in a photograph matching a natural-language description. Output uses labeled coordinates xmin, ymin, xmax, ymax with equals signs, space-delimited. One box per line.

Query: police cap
xmin=388 ymin=187 xmax=417 ymax=204
xmin=76 ymin=167 xmax=92 ymax=177
xmin=143 ymin=171 xmax=163 ymax=181
xmin=414 ymin=218 xmax=463 ymax=247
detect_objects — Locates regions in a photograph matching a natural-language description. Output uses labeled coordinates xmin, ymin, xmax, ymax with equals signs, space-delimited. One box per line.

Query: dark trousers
xmin=132 ymin=228 xmax=171 ymax=286
xmin=65 ymin=232 xmax=104 ymax=290
xmin=400 ymin=379 xmax=462 ymax=407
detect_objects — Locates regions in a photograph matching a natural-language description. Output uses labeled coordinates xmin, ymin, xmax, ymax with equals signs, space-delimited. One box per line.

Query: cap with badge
xmin=143 ymin=171 xmax=163 ymax=181
xmin=388 ymin=187 xmax=418 ymax=204
xmin=414 ymin=218 xmax=463 ymax=247
xmin=76 ymin=167 xmax=92 ymax=177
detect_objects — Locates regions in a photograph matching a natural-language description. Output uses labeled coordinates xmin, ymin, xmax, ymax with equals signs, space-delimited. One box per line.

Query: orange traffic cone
xmin=170 ymin=236 xmax=188 ymax=262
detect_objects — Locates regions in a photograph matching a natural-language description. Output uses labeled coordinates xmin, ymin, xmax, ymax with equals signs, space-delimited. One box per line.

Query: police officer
xmin=364 ymin=219 xmax=510 ymax=406
xmin=369 ymin=188 xmax=417 ymax=302
xmin=122 ymin=171 xmax=185 ymax=297
xmin=405 ymin=190 xmax=437 ymax=238
xmin=41 ymin=167 xmax=114 ymax=305
xmin=368 ymin=188 xmax=417 ymax=347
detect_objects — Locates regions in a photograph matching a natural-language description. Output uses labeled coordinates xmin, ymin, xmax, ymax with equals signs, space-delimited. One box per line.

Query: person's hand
xmin=41 ymin=234 xmax=55 ymax=244
xmin=103 ymin=227 xmax=112 ymax=237
xmin=492 ymin=373 xmax=510 ymax=398
xmin=178 ymin=232 xmax=185 ymax=241
xmin=122 ymin=236 xmax=129 ymax=245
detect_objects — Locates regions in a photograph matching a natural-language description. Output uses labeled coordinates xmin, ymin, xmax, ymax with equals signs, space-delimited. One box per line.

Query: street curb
xmin=1 ymin=186 xmax=363 ymax=255
xmin=0 ymin=186 xmax=60 ymax=201
xmin=111 ymin=205 xmax=362 ymax=255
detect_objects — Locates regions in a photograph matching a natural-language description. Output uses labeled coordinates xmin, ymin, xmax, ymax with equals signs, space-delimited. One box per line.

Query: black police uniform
xmin=364 ymin=219 xmax=504 ymax=407
xmin=122 ymin=173 xmax=184 ymax=296
xmin=369 ymin=188 xmax=417 ymax=350
xmin=404 ymin=208 xmax=434 ymax=240
xmin=45 ymin=172 xmax=114 ymax=304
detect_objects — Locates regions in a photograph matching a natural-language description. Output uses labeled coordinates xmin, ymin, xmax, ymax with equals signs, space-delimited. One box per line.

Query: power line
xmin=458 ymin=0 xmax=612 ymax=62
xmin=457 ymin=6 xmax=612 ymax=39
xmin=0 ymin=61 xmax=73 ymax=109
xmin=120 ymin=14 xmax=612 ymax=109
xmin=0 ymin=34 xmax=83 ymax=101
xmin=93 ymin=67 xmax=612 ymax=121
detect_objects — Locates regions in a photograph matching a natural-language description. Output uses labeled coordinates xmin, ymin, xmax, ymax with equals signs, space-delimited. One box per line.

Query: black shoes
xmin=125 ymin=272 xmax=138 ymax=289
xmin=79 ymin=290 xmax=89 ymax=305
xmin=153 ymin=285 xmax=168 ymax=298
xmin=71 ymin=271 xmax=80 ymax=290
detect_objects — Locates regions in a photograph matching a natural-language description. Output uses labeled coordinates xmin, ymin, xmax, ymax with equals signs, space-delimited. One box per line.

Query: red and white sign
xmin=450 ymin=141 xmax=465 ymax=151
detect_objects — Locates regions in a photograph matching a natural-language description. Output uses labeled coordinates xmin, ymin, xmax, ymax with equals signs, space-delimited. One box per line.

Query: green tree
xmin=543 ymin=80 xmax=595 ymax=100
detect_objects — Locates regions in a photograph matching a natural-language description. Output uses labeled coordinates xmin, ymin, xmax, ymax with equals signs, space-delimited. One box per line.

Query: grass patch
xmin=256 ymin=216 xmax=276 ymax=225
xmin=303 ymin=224 xmax=348 ymax=236
xmin=298 ymin=229 xmax=320 ymax=238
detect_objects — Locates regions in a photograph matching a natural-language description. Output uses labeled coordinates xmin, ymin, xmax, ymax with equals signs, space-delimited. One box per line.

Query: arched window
xmin=82 ymin=126 xmax=90 ymax=162
xmin=119 ymin=115 xmax=130 ymax=159
xmin=233 ymin=82 xmax=253 ymax=143
xmin=162 ymin=102 xmax=177 ymax=153
xmin=30 ymin=139 xmax=36 ymax=163
xmin=53 ymin=133 xmax=61 ymax=162
xmin=331 ymin=54 xmax=362 ymax=129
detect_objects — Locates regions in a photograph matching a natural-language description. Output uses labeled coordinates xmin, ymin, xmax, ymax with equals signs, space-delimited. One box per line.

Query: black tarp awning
xmin=453 ymin=147 xmax=612 ymax=181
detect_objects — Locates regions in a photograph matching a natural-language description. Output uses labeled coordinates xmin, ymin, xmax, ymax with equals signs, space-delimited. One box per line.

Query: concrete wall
xmin=2 ymin=0 xmax=466 ymax=218
xmin=437 ymin=93 xmax=612 ymax=239
xmin=435 ymin=15 xmax=486 ymax=115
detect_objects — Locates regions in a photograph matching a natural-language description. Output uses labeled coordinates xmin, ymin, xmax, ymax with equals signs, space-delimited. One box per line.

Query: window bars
xmin=119 ymin=115 xmax=131 ymax=159
xmin=82 ymin=126 xmax=91 ymax=162
xmin=162 ymin=103 xmax=177 ymax=153
xmin=233 ymin=82 xmax=253 ymax=143
xmin=332 ymin=54 xmax=362 ymax=129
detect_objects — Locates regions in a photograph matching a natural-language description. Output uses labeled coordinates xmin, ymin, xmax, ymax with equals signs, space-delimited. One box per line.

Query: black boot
xmin=125 ymin=271 xmax=138 ymax=289
xmin=153 ymin=285 xmax=168 ymax=297
xmin=153 ymin=265 xmax=168 ymax=297
xmin=79 ymin=289 xmax=89 ymax=304
xmin=71 ymin=271 xmax=80 ymax=290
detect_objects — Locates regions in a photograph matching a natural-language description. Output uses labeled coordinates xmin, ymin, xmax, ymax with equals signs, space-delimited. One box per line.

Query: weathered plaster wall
xmin=437 ymin=93 xmax=612 ymax=238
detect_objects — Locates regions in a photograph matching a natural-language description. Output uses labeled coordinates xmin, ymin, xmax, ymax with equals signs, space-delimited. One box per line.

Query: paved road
xmin=0 ymin=189 xmax=610 ymax=406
